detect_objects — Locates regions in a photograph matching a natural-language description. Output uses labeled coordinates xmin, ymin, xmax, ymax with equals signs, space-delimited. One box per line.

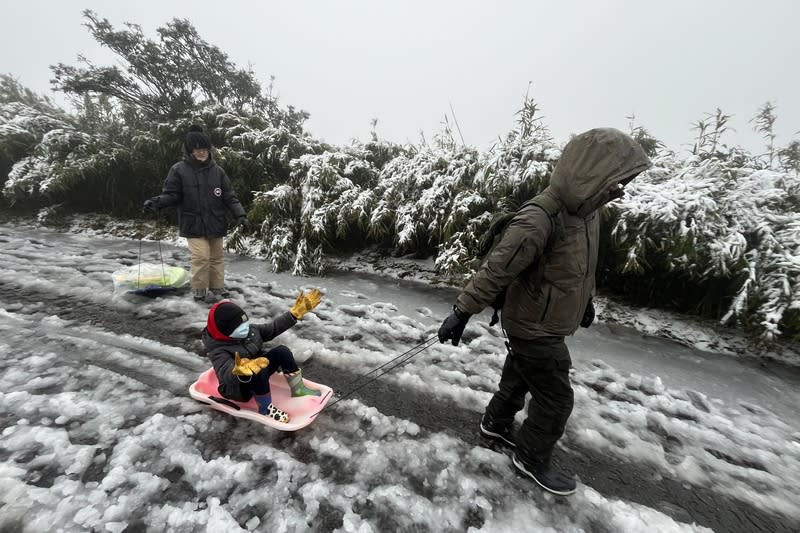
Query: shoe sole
xmin=480 ymin=423 xmax=516 ymax=448
xmin=511 ymin=455 xmax=576 ymax=496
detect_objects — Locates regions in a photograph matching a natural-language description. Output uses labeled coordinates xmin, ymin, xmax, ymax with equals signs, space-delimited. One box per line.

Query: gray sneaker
xmin=204 ymin=290 xmax=223 ymax=304
xmin=209 ymin=288 xmax=230 ymax=299
xmin=192 ymin=288 xmax=207 ymax=301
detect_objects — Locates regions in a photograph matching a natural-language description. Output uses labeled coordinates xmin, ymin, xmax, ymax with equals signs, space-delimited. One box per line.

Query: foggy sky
xmin=1 ymin=0 xmax=797 ymax=153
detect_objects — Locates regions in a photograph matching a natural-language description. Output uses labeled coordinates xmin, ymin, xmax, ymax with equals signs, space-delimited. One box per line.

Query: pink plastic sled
xmin=189 ymin=368 xmax=333 ymax=431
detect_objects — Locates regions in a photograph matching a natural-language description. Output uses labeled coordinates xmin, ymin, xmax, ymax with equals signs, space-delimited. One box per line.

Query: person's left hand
xmin=237 ymin=216 xmax=250 ymax=231
xmin=580 ymin=297 xmax=595 ymax=328
xmin=142 ymin=198 xmax=158 ymax=213
xmin=232 ymin=353 xmax=269 ymax=376
xmin=290 ymin=289 xmax=322 ymax=319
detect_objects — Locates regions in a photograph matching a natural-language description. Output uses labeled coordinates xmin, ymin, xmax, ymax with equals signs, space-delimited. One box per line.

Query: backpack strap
xmin=528 ymin=194 xmax=564 ymax=249
xmin=486 ymin=193 xmax=564 ymax=327
xmin=527 ymin=193 xmax=564 ymax=291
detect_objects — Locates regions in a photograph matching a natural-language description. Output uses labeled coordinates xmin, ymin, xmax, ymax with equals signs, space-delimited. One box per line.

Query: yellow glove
xmin=232 ymin=352 xmax=269 ymax=377
xmin=289 ymin=288 xmax=322 ymax=320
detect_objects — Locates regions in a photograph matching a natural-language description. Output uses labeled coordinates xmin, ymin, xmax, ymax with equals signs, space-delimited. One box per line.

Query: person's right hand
xmin=232 ymin=353 xmax=269 ymax=376
xmin=438 ymin=306 xmax=471 ymax=346
xmin=142 ymin=199 xmax=158 ymax=213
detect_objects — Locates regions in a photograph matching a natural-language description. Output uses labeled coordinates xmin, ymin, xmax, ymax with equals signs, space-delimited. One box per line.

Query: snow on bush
xmin=1 ymin=94 xmax=798 ymax=341
xmin=611 ymin=154 xmax=800 ymax=340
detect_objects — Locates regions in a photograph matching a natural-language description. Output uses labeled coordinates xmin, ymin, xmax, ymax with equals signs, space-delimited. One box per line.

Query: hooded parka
xmin=457 ymin=128 xmax=652 ymax=338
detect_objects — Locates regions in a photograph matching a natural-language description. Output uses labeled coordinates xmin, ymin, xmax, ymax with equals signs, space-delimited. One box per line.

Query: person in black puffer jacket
xmin=202 ymin=290 xmax=323 ymax=423
xmin=143 ymin=125 xmax=248 ymax=303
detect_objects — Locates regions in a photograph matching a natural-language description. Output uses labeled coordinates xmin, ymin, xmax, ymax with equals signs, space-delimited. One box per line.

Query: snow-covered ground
xmin=1 ymin=222 xmax=799 ymax=532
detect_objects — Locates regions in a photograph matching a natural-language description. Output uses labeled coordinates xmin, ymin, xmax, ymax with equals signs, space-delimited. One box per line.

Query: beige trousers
xmin=186 ymin=237 xmax=224 ymax=290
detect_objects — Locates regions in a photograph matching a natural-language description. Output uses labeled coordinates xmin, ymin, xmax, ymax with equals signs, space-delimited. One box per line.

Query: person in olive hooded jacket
xmin=144 ymin=125 xmax=247 ymax=303
xmin=438 ymin=127 xmax=652 ymax=496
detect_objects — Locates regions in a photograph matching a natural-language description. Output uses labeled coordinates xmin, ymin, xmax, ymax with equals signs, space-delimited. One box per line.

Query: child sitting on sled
xmin=202 ymin=289 xmax=323 ymax=423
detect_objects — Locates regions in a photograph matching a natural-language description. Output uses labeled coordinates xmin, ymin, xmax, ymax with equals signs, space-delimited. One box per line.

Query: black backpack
xmin=476 ymin=193 xmax=564 ymax=326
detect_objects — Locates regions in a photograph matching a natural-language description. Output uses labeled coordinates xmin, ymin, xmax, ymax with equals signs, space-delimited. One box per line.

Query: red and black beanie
xmin=207 ymin=300 xmax=248 ymax=340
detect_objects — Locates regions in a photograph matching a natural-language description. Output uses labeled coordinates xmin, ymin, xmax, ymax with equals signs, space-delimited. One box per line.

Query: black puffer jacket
xmin=150 ymin=147 xmax=246 ymax=238
xmin=201 ymin=311 xmax=297 ymax=401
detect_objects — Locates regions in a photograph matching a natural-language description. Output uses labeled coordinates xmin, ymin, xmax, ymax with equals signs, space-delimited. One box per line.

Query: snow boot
xmin=192 ymin=288 xmax=207 ymax=302
xmin=512 ymin=453 xmax=576 ymax=496
xmin=254 ymin=394 xmax=290 ymax=423
xmin=480 ymin=414 xmax=516 ymax=448
xmin=286 ymin=370 xmax=321 ymax=397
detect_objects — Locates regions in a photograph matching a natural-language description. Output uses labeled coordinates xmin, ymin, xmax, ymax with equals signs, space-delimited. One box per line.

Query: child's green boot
xmin=286 ymin=370 xmax=321 ymax=397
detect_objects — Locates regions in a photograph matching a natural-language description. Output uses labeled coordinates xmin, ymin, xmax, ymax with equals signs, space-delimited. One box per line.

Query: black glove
xmin=580 ymin=297 xmax=595 ymax=328
xmin=142 ymin=198 xmax=158 ymax=213
xmin=237 ymin=216 xmax=250 ymax=231
xmin=438 ymin=306 xmax=471 ymax=346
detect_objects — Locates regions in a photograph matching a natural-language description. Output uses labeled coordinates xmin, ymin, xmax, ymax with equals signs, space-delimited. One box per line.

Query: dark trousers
xmin=484 ymin=336 xmax=574 ymax=464
xmin=241 ymin=345 xmax=299 ymax=397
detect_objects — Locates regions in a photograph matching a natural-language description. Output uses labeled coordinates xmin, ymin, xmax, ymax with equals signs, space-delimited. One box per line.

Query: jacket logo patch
xmin=214 ymin=187 xmax=222 ymax=197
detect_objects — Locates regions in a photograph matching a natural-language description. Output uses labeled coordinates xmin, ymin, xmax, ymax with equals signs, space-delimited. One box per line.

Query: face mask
xmin=230 ymin=321 xmax=250 ymax=339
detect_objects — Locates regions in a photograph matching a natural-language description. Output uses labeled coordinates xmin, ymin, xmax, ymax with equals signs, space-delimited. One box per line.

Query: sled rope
xmin=322 ymin=335 xmax=439 ymax=410
xmin=136 ymin=234 xmax=167 ymax=289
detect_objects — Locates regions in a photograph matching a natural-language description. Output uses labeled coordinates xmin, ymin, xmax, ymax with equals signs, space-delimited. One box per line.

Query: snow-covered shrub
xmin=373 ymin=139 xmax=482 ymax=258
xmin=433 ymin=194 xmax=492 ymax=280
xmin=434 ymin=96 xmax=560 ymax=281
xmin=609 ymin=153 xmax=800 ymax=340
xmin=3 ymin=118 xmax=173 ymax=214
xmin=191 ymin=106 xmax=327 ymax=207
xmin=247 ymin=148 xmax=381 ymax=275
xmin=3 ymin=127 xmax=91 ymax=202
xmin=0 ymin=97 xmax=77 ymax=205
